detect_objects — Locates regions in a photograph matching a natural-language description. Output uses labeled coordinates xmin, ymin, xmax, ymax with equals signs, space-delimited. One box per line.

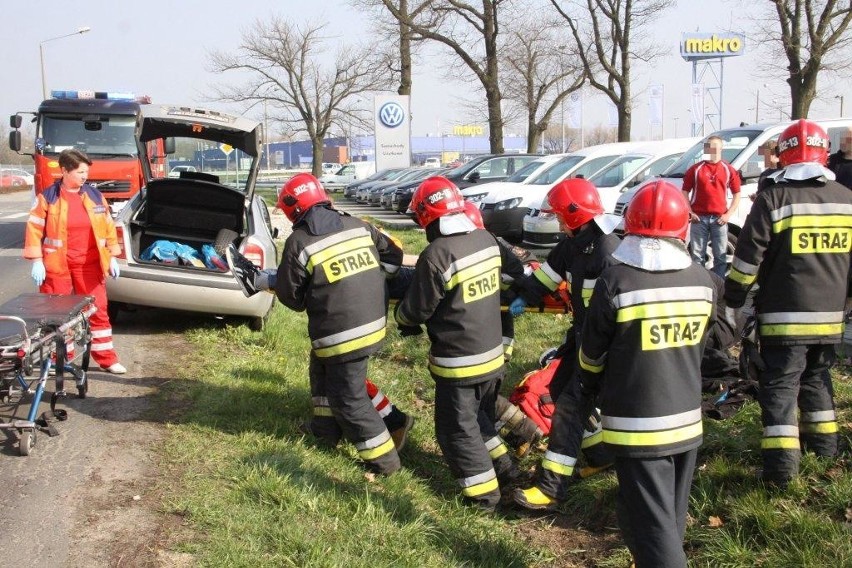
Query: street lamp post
xmin=40 ymin=27 xmax=91 ymax=99
xmin=837 ymin=95 xmax=845 ymax=117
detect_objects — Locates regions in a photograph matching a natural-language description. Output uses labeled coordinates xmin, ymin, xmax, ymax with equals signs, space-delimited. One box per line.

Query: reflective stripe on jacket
xmin=23 ymin=181 xmax=120 ymax=277
xmin=396 ymin=228 xmax=504 ymax=386
xmin=725 ymin=178 xmax=852 ymax=345
xmin=579 ymin=263 xmax=716 ymax=458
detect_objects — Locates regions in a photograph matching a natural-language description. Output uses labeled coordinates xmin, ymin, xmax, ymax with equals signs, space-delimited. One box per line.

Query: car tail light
xmin=115 ymin=224 xmax=126 ymax=259
xmin=242 ymin=240 xmax=264 ymax=268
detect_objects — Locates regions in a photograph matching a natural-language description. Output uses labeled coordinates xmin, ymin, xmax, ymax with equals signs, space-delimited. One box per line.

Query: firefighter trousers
xmin=614 ymin=449 xmax=696 ymax=568
xmin=308 ymin=354 xmax=400 ymax=475
xmin=434 ymin=376 xmax=504 ymax=509
xmin=537 ymin=343 xmax=613 ymax=500
xmin=758 ymin=344 xmax=838 ymax=483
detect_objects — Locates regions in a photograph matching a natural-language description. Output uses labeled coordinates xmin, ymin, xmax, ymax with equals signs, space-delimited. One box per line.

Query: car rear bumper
xmin=106 ymin=263 xmax=274 ymax=317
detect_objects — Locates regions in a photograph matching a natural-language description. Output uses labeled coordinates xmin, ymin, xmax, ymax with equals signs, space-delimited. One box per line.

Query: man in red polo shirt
xmin=682 ymin=135 xmax=741 ymax=277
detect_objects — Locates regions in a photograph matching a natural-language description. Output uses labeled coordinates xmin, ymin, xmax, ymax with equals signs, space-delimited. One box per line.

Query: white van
xmin=510 ymin=142 xmax=648 ymax=247
xmin=522 ymin=138 xmax=699 ymax=246
xmin=320 ymin=161 xmax=376 ymax=192
xmin=612 ymin=118 xmax=852 ymax=240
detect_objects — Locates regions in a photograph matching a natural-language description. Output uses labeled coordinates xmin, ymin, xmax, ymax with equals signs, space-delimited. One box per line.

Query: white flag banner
xmin=566 ymin=92 xmax=583 ymax=129
xmin=649 ymin=84 xmax=664 ymax=127
xmin=607 ymin=100 xmax=619 ymax=128
xmin=690 ymin=83 xmax=705 ymax=125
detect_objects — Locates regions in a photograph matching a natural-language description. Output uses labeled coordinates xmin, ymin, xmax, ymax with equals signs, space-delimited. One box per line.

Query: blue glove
xmin=509 ymin=296 xmax=527 ymax=317
xmin=109 ymin=257 xmax=121 ymax=279
xmin=31 ymin=260 xmax=46 ymax=286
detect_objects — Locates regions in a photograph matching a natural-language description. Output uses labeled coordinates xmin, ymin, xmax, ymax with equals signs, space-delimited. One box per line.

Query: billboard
xmin=373 ymin=94 xmax=411 ymax=170
xmin=680 ymin=33 xmax=745 ymax=61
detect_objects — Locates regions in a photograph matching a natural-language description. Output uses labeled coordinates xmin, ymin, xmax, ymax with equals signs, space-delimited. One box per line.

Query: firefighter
xmin=725 ymin=119 xmax=852 ymax=489
xmin=395 ymin=176 xmax=518 ymax=511
xmin=578 ymin=181 xmax=716 ymax=567
xmin=242 ymin=172 xmax=403 ymax=474
xmin=510 ymin=178 xmax=620 ymax=510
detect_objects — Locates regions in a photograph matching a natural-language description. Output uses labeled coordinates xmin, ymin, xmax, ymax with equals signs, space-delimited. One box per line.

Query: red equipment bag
xmin=509 ymin=357 xmax=561 ymax=436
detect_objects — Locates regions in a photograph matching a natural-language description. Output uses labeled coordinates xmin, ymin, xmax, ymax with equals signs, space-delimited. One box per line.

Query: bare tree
xmin=376 ymin=0 xmax=513 ymax=153
xmin=209 ymin=17 xmax=392 ymax=176
xmin=753 ymin=1 xmax=852 ymax=118
xmin=501 ymin=22 xmax=585 ymax=152
xmin=550 ymin=0 xmax=674 ymax=141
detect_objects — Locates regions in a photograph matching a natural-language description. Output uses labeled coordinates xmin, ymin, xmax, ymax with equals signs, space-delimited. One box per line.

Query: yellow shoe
xmin=512 ymin=486 xmax=559 ymax=511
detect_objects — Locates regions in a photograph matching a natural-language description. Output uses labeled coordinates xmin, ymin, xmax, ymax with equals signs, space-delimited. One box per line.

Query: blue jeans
xmin=689 ymin=214 xmax=728 ymax=278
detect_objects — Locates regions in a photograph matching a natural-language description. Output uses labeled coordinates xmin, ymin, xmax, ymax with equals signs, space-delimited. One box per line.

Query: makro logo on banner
xmin=374 ymin=95 xmax=412 ymax=170
xmin=379 ymin=102 xmax=405 ymax=128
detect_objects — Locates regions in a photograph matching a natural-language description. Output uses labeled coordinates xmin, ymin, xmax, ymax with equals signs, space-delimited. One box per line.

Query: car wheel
xmin=214 ymin=228 xmax=240 ymax=256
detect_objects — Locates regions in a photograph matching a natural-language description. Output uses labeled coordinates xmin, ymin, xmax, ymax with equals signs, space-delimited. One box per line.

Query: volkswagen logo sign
xmin=378 ymin=101 xmax=406 ymax=129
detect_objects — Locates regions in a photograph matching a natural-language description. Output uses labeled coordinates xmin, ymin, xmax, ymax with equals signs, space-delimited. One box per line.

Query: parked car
xmin=423 ymin=157 xmax=441 ymax=168
xmin=168 ymin=164 xmax=198 ymax=178
xmin=357 ymin=167 xmax=421 ymax=202
xmin=366 ymin=168 xmax=429 ymax=206
xmin=320 ymin=161 xmax=376 ymax=192
xmin=461 ymin=155 xmax=564 ymax=204
xmin=322 ymin=162 xmax=341 ymax=175
xmin=442 ymin=153 xmax=542 ymax=190
xmin=392 ymin=168 xmax=454 ymax=213
xmin=512 ymin=142 xmax=650 ymax=247
xmin=107 ymin=105 xmax=278 ymax=330
xmin=0 ymin=172 xmax=28 ymax=188
xmin=522 ymin=139 xmax=698 ymax=247
xmin=343 ymin=168 xmax=405 ymax=198
xmin=0 ymin=168 xmax=34 ymax=186
xmin=380 ymin=167 xmax=442 ymax=209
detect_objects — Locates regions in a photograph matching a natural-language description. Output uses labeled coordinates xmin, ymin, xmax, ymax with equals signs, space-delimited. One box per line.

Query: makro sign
xmin=453 ymin=124 xmax=485 ymax=136
xmin=680 ymin=33 xmax=745 ymax=61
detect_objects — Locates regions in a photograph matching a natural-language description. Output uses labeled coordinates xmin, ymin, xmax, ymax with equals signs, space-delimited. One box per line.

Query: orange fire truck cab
xmin=9 ymin=90 xmax=167 ymax=213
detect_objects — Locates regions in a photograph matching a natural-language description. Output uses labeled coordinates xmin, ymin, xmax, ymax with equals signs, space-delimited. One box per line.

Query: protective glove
xmin=509 ymin=296 xmax=527 ymax=317
xmin=31 ymin=260 xmax=46 ymax=287
xmin=398 ymin=324 xmax=423 ymax=337
xmin=109 ymin=257 xmax=121 ymax=279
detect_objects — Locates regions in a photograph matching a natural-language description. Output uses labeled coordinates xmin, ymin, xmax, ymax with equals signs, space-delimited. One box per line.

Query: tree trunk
xmin=397 ymin=0 xmax=412 ymax=96
xmin=527 ymin=116 xmax=545 ymax=153
xmin=788 ymin=68 xmax=818 ymax=119
xmin=311 ymin=137 xmax=324 ymax=177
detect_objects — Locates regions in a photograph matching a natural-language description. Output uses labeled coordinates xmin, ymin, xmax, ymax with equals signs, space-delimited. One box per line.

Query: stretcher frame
xmin=0 ymin=294 xmax=96 ymax=456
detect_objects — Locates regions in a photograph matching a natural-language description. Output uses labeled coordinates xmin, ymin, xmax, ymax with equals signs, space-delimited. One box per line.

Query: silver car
xmin=106 ymin=105 xmax=277 ymax=330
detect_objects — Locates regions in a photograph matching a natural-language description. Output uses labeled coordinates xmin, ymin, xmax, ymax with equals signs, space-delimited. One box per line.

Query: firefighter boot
xmin=512 ymin=486 xmax=560 ymax=511
xmin=390 ymin=414 xmax=415 ymax=452
xmin=496 ymin=395 xmax=544 ymax=458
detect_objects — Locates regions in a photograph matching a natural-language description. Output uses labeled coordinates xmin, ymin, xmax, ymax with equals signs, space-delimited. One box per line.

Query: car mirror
xmin=272 ymin=227 xmax=279 ymax=239
xmin=468 ymin=171 xmax=481 ymax=183
xmin=9 ymin=114 xmax=22 ymax=129
xmin=8 ymin=131 xmax=21 ymax=152
xmin=164 ymin=137 xmax=176 ymax=154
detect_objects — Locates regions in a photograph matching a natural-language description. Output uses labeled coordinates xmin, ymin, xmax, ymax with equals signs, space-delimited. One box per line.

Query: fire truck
xmin=8 ymin=90 xmax=168 ymax=212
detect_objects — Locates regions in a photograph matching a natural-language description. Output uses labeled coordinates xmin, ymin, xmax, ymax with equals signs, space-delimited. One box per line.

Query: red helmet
xmin=463 ymin=201 xmax=485 ymax=229
xmin=777 ymin=119 xmax=829 ymax=167
xmin=542 ymin=178 xmax=603 ymax=231
xmin=408 ymin=176 xmax=465 ymax=228
xmin=624 ymin=180 xmax=690 ymax=241
xmin=278 ymin=173 xmax=330 ymax=222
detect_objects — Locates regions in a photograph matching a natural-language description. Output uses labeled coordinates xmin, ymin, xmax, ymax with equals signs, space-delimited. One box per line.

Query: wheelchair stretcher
xmin=0 ymin=294 xmax=96 ymax=456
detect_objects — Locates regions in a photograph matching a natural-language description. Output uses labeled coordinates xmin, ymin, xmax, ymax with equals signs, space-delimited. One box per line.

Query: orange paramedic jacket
xmin=23 ymin=181 xmax=120 ymax=278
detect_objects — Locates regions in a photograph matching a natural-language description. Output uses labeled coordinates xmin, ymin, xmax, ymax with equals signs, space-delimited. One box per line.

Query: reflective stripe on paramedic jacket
xmin=275 ymin=211 xmax=403 ymax=363
xmin=725 ymin=179 xmax=852 ymax=345
xmin=579 ymin=264 xmax=716 ymax=458
xmin=395 ymin=228 xmax=505 ymax=386
xmin=23 ymin=181 xmax=120 ymax=277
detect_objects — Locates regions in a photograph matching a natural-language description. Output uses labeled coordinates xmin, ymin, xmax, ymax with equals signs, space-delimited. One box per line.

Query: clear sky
xmin=2 ymin=1 xmax=849 ymax=143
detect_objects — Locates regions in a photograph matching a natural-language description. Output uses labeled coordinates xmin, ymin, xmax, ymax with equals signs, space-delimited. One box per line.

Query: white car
xmin=522 ymin=139 xmax=698 ymax=246
xmin=423 ymin=157 xmax=441 ymax=168
xmin=168 ymin=165 xmax=197 ymax=178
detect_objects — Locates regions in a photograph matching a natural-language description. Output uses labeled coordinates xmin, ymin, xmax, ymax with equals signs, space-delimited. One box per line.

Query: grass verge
xmin=159 ymin=224 xmax=852 ymax=567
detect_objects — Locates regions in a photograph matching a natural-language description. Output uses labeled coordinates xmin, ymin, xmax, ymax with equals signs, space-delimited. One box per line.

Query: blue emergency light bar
xmin=50 ymin=90 xmax=136 ymax=101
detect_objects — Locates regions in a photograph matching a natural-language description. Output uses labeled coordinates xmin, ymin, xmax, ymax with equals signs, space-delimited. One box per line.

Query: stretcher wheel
xmin=19 ymin=429 xmax=36 ymax=456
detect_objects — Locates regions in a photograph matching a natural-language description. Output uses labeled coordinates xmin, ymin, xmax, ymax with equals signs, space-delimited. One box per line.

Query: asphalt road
xmin=0 ymin=190 xmax=36 ymax=303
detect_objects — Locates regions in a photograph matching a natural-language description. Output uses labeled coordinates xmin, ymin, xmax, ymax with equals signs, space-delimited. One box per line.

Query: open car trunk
xmin=128 ymin=178 xmax=245 ymax=270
